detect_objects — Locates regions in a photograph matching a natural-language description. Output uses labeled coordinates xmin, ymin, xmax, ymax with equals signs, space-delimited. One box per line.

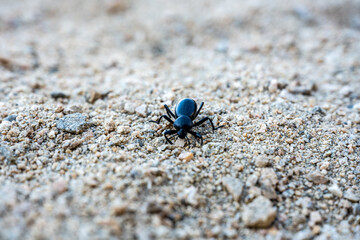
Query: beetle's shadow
xmin=192 ymin=123 xmax=214 ymax=142
xmin=175 ymin=122 xmax=215 ymax=146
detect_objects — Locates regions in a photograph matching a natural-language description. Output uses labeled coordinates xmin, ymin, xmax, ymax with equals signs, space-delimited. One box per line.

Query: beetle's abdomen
xmin=175 ymin=98 xmax=197 ymax=117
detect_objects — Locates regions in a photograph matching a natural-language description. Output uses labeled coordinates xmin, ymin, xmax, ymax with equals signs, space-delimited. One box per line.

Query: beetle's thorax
xmin=174 ymin=115 xmax=193 ymax=130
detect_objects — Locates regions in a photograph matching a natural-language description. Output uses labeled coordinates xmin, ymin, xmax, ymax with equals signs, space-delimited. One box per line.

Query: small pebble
xmin=111 ymin=201 xmax=128 ymax=216
xmin=309 ymin=211 xmax=322 ymax=226
xmin=268 ymin=79 xmax=279 ymax=93
xmin=179 ymin=152 xmax=194 ymax=162
xmin=52 ymin=180 xmax=68 ymax=195
xmin=50 ymin=92 xmax=70 ymax=99
xmin=222 ymin=176 xmax=244 ymax=202
xmin=344 ymin=190 xmax=359 ymax=202
xmin=135 ymin=104 xmax=148 ymax=117
xmin=328 ymin=184 xmax=342 ymax=198
xmin=242 ymin=196 xmax=277 ymax=228
xmin=306 ymin=171 xmax=328 ymax=185
xmin=62 ymin=137 xmax=83 ymax=150
xmin=182 ymin=186 xmax=199 ymax=207
xmin=85 ymin=89 xmax=102 ymax=104
xmin=56 ymin=113 xmax=89 ymax=134
xmin=255 ymin=156 xmax=270 ymax=167
xmin=124 ymin=102 xmax=136 ymax=114
xmin=4 ymin=115 xmax=17 ymax=122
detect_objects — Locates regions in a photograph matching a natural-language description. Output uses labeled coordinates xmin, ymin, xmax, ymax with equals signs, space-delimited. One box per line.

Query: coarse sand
xmin=1 ymin=0 xmax=360 ymax=239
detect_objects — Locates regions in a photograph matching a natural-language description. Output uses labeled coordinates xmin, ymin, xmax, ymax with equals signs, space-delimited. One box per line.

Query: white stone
xmin=242 ymin=196 xmax=277 ymax=228
xmin=328 ymin=184 xmax=342 ymax=198
xmin=222 ymin=176 xmax=244 ymax=202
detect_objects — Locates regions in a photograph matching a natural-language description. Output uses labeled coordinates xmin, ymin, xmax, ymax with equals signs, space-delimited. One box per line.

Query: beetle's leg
xmin=164 ymin=130 xmax=177 ymax=144
xmin=189 ymin=131 xmax=203 ymax=145
xmin=193 ymin=102 xmax=204 ymax=120
xmin=164 ymin=104 xmax=176 ymax=119
xmin=150 ymin=115 xmax=174 ymax=124
xmin=194 ymin=117 xmax=223 ymax=132
xmin=185 ymin=135 xmax=191 ymax=146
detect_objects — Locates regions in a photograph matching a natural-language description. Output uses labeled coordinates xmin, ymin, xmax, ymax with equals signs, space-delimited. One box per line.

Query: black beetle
xmin=150 ymin=98 xmax=223 ymax=145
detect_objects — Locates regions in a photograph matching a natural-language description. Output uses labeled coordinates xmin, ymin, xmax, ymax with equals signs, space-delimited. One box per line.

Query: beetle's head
xmin=177 ymin=129 xmax=187 ymax=139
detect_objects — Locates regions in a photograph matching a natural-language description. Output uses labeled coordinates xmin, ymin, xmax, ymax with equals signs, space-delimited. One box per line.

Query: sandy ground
xmin=1 ymin=0 xmax=360 ymax=239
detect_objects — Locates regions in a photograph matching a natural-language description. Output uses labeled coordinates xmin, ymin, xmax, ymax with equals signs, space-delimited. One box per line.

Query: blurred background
xmin=1 ymin=0 xmax=359 ymax=95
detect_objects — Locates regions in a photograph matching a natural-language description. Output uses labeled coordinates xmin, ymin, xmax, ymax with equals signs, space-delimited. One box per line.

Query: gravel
xmin=0 ymin=146 xmax=12 ymax=163
xmin=4 ymin=115 xmax=17 ymax=122
xmin=178 ymin=152 xmax=194 ymax=161
xmin=222 ymin=176 xmax=244 ymax=202
xmin=1 ymin=0 xmax=360 ymax=239
xmin=242 ymin=196 xmax=277 ymax=228
xmin=50 ymin=92 xmax=70 ymax=100
xmin=56 ymin=113 xmax=90 ymax=134
xmin=344 ymin=189 xmax=360 ymax=202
